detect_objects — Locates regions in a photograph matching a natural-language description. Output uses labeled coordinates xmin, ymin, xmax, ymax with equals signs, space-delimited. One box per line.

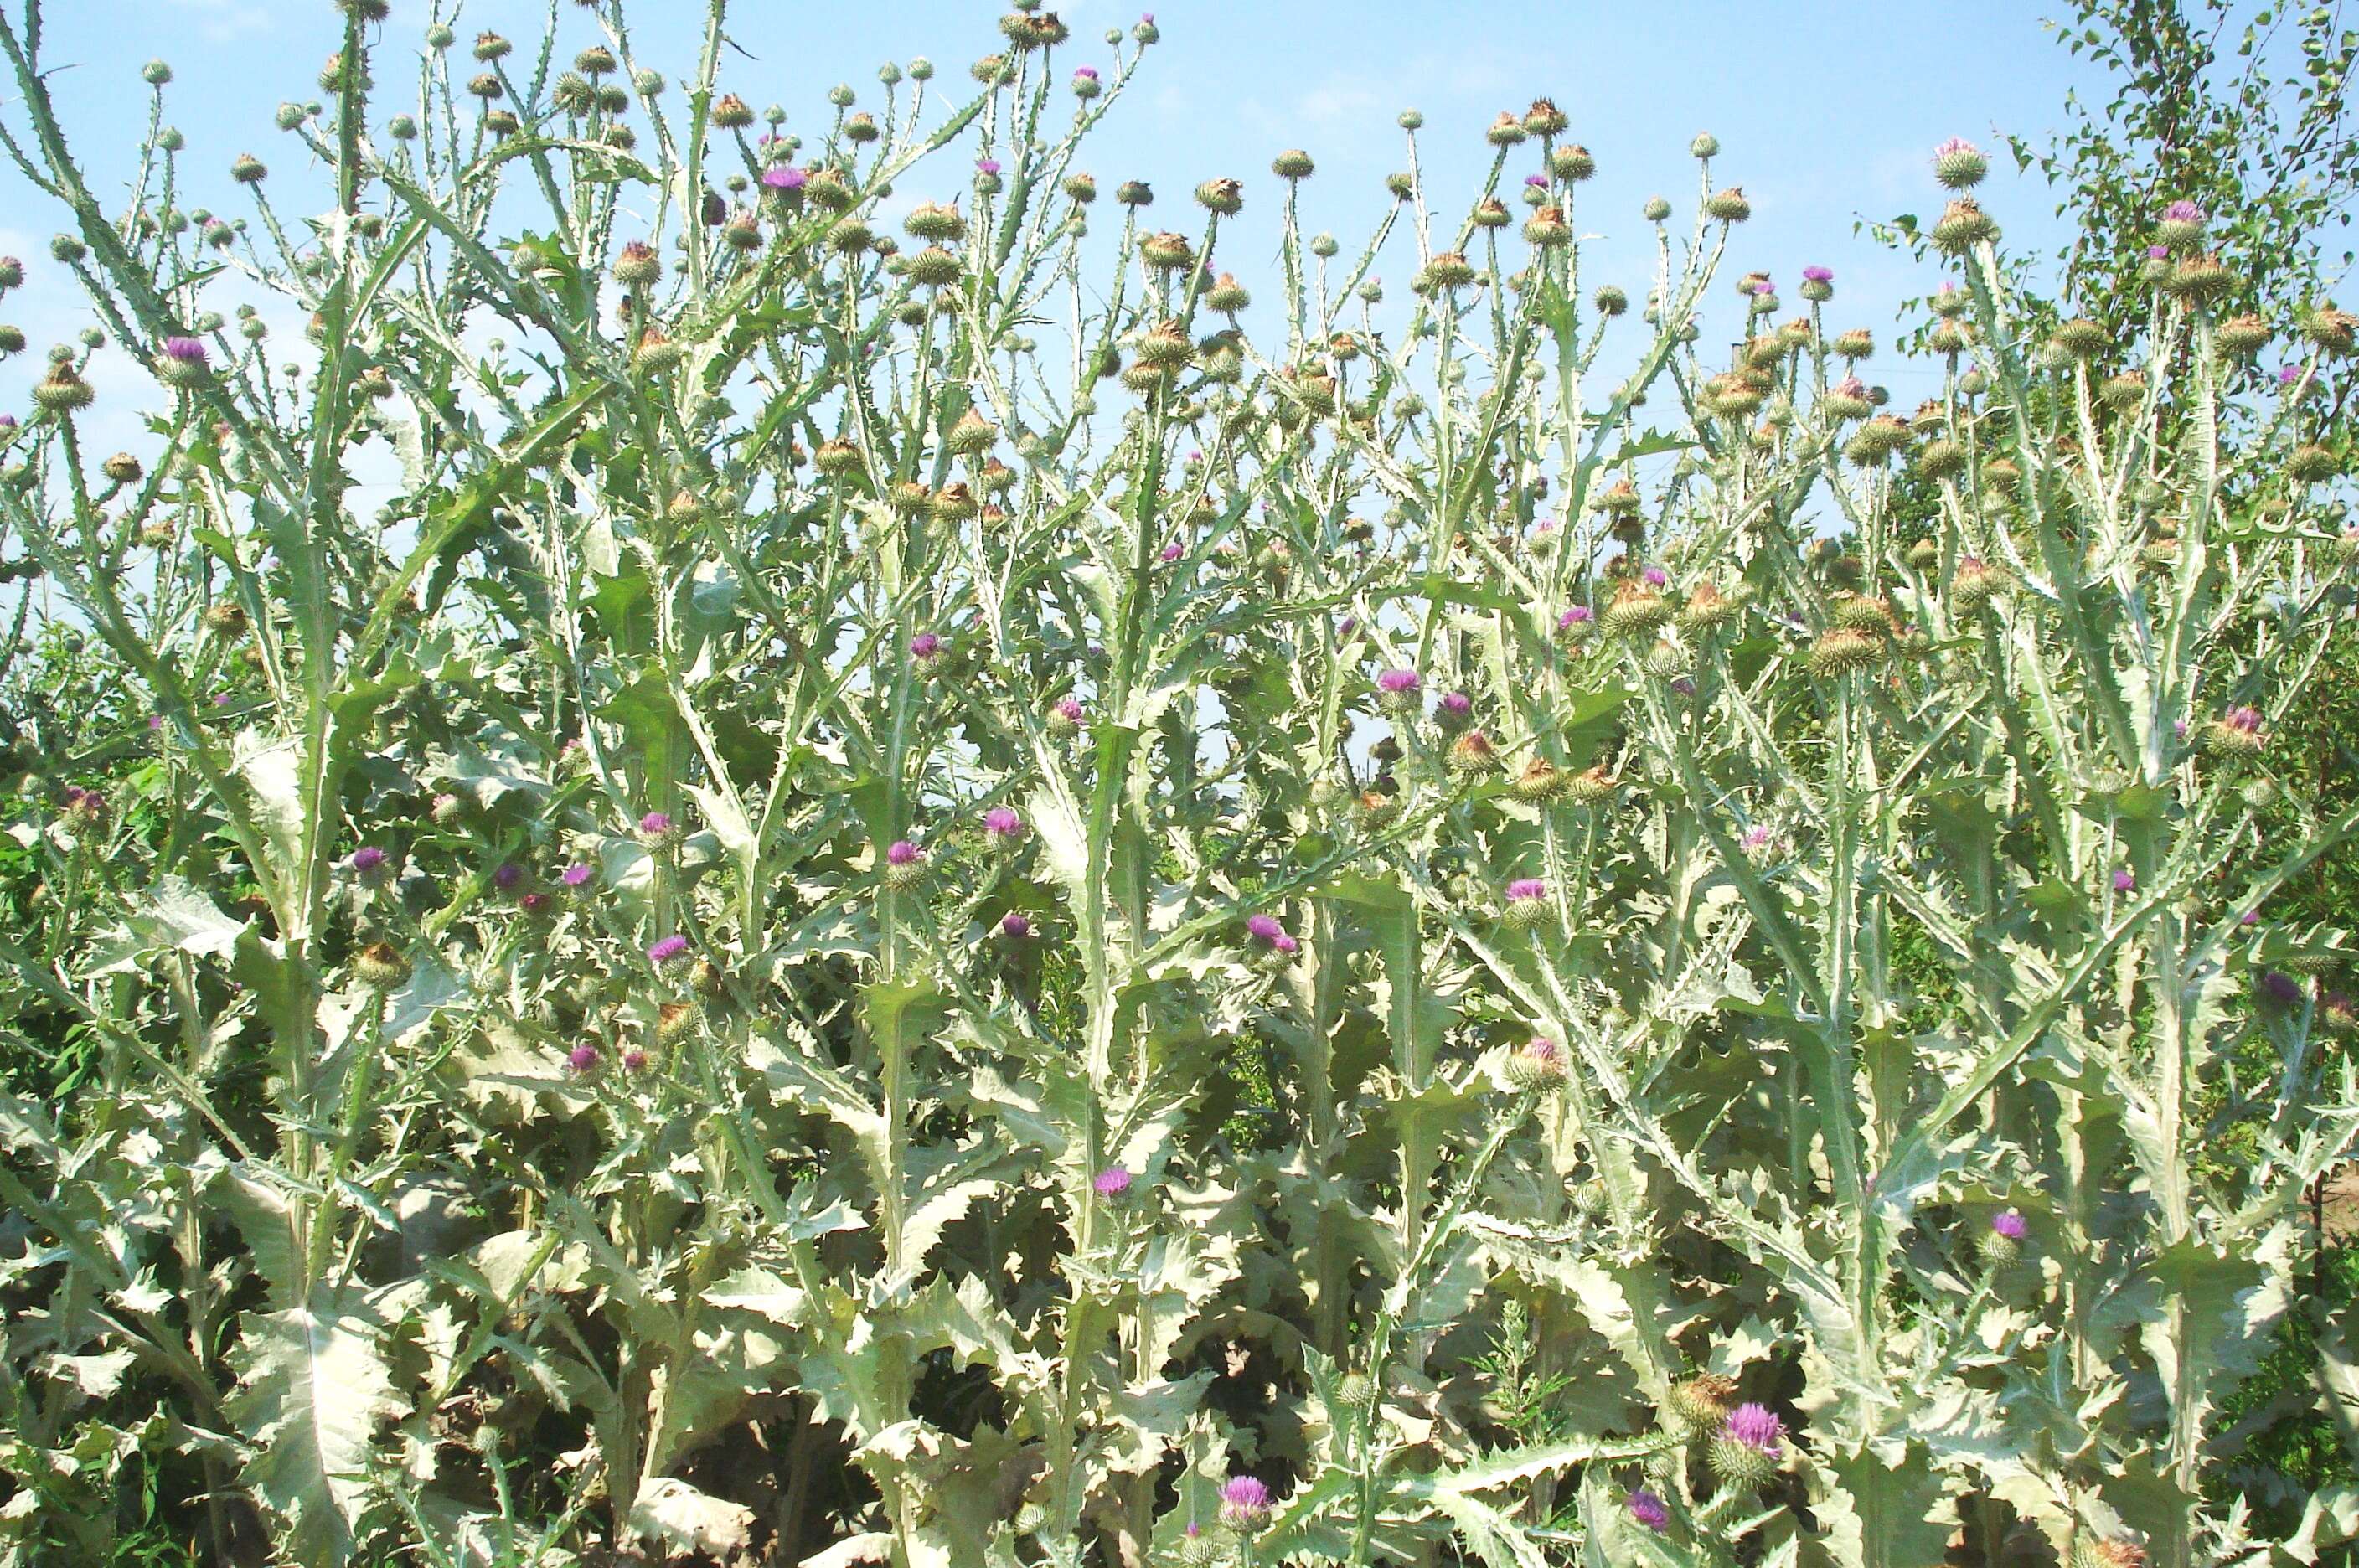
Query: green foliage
xmin=0 ymin=6 xmax=2351 ymax=1568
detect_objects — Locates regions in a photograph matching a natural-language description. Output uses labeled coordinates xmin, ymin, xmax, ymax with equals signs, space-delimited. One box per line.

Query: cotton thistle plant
xmin=0 ymin=8 xmax=2351 ymax=1568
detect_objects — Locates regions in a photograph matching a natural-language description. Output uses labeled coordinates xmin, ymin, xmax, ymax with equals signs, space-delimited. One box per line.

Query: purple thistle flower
xmin=2261 ymin=968 xmax=2304 ymax=1005
xmin=567 ymin=1042 xmax=598 ymax=1073
xmin=1934 ymin=136 xmax=1979 ymax=157
xmin=1377 ymin=668 xmax=1421 ymax=694
xmin=2279 ymin=364 xmax=2305 ymax=387
xmin=1803 ymin=265 xmax=1833 ymax=284
xmin=2241 ymin=908 xmax=2261 ymax=926
xmin=911 ymin=632 xmax=942 ymax=659
xmin=1161 ymin=540 xmax=1184 ymax=561
xmin=147 ymin=714 xmax=163 ymax=730
xmin=1339 ymin=615 xmax=1360 ymax=636
xmin=1092 ymin=1165 xmax=1133 ymax=1198
xmin=639 ymin=810 xmax=673 ymax=836
xmin=1524 ymin=173 xmax=1548 ymax=188
xmin=622 ymin=1047 xmax=648 ymax=1072
xmin=1440 ymin=690 xmax=1473 ymax=717
xmin=1074 ymin=66 xmax=1099 ymax=81
xmin=493 ymin=862 xmax=525 ymax=893
xmin=1000 ymin=911 xmax=1032 ymax=938
xmin=984 ymin=806 xmax=1025 ymax=840
xmin=1641 ymin=565 xmax=1669 ymax=587
xmin=1990 ymin=1209 xmax=2028 ymax=1240
xmin=1506 ymin=877 xmax=1547 ymax=902
xmin=520 ymin=892 xmax=551 ymax=916
xmin=1559 ymin=605 xmax=1592 ymax=627
xmin=1055 ymin=696 xmax=1086 ymax=724
xmin=761 ymin=164 xmax=806 ymax=191
xmin=2146 ymin=244 xmax=2171 ymax=260
xmin=1722 ymin=1402 xmax=1785 ymax=1455
xmin=977 ymin=158 xmax=1002 ymax=176
xmin=887 ymin=839 xmax=922 ymax=867
xmin=1627 ymin=1490 xmax=1670 ymax=1532
xmin=1751 ymin=278 xmax=1775 ymax=297
xmin=563 ymin=862 xmax=596 ymax=888
xmin=648 ymin=935 xmax=691 ymax=966
xmin=1246 ymin=913 xmax=1285 ymax=943
xmin=1219 ymin=1476 xmax=1272 ymax=1529
xmin=2162 ymin=199 xmax=2206 ymax=224
xmin=1740 ymin=823 xmax=1773 ymax=851
xmin=1270 ymin=931 xmax=1299 ymax=955
xmin=350 ymin=845 xmax=388 ymax=876
xmin=0 ymin=415 xmax=18 ymax=429
xmin=163 ymin=336 xmax=208 ymax=367
xmin=2223 ymin=704 xmax=2263 ymax=733
xmin=2113 ymin=868 xmax=2135 ymax=893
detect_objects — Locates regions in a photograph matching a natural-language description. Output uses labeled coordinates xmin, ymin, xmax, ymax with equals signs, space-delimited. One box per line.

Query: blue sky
xmin=0 ymin=0 xmax=2109 ymax=436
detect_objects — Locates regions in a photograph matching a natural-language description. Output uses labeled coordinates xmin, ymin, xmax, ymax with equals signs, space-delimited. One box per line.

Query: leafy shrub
xmin=0 ymin=5 xmax=2353 ymax=1566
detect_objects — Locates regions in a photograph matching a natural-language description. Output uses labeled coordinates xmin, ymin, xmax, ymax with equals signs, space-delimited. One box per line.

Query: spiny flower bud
xmin=1842 ymin=415 xmax=1912 ymax=466
xmin=1509 ymin=757 xmax=1563 ymax=802
xmin=354 ymin=941 xmax=410 ymax=991
xmin=1930 ymin=197 xmax=1999 ymax=253
xmin=2071 ymin=1535 xmax=2149 ymax=1568
xmin=876 ymin=838 xmax=927 ymax=889
xmin=1702 ymin=187 xmax=1751 ymax=223
xmin=1933 ymin=136 xmax=1987 ymax=189
xmin=1707 ymin=1403 xmax=1787 ymax=1488
xmin=613 ymin=241 xmax=660 ymax=287
xmin=1219 ymin=1477 xmax=1273 ymax=1533
xmin=1561 ymin=763 xmax=1617 ymax=806
xmin=2216 ymin=313 xmax=2270 ymax=358
xmin=2300 ymin=303 xmax=2357 ymax=355
xmin=1951 ymin=555 xmax=2005 ymax=612
xmin=2156 ymin=198 xmax=2206 ymax=255
xmin=1602 ymin=579 xmax=1670 ymax=637
xmin=1809 ymin=626 xmax=1887 ymax=677
xmin=1799 ymin=264 xmax=1834 ymax=302
xmin=1501 ymin=877 xmax=1550 ymax=927
xmin=1983 ymin=1207 xmax=2029 ymax=1266
xmin=1505 ymin=1035 xmax=1567 ymax=1089
xmin=1195 ymin=177 xmax=1243 ymax=216
xmin=1667 ymin=1372 xmax=1736 ymax=1431
xmin=2050 ymin=317 xmax=2110 ymax=359
xmin=1679 ymin=581 xmax=1737 ymax=633
xmin=201 ymin=601 xmax=249 ymax=637
xmin=2203 ymin=705 xmax=2265 ymax=759
xmin=2288 ymin=443 xmax=2339 ymax=484
xmin=1549 ymin=142 xmax=1594 ymax=181
xmin=1448 ymin=729 xmax=1501 ymax=776
xmin=33 ymin=361 xmax=95 ymax=410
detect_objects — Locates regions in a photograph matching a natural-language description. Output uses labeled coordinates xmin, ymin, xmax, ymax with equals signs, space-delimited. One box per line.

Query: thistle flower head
xmin=2113 ymin=868 xmax=2135 ymax=894
xmin=887 ymin=839 xmax=922 ymax=867
xmin=1803 ymin=265 xmax=1833 ymax=284
xmin=350 ymin=845 xmax=388 ymax=878
xmin=1246 ymin=913 xmax=1285 ymax=942
xmin=563 ymin=862 xmax=595 ymax=889
xmin=1627 ymin=1490 xmax=1670 ymax=1532
xmin=649 ymin=935 xmax=691 ymax=966
xmin=1440 ymin=690 xmax=1473 ymax=718
xmin=1218 ymin=1476 xmax=1272 ymax=1529
xmin=910 ymin=632 xmax=942 ymax=660
xmin=761 ymin=164 xmax=806 ymax=191
xmin=983 ymin=806 xmax=1025 ymax=844
xmin=1377 ymin=668 xmax=1421 ymax=694
xmin=1092 ymin=1165 xmax=1133 ymax=1198
xmin=567 ymin=1042 xmax=598 ymax=1074
xmin=492 ymin=862 xmax=525 ymax=892
xmin=1990 ymin=1208 xmax=2028 ymax=1240
xmin=1506 ymin=1035 xmax=1567 ymax=1089
xmin=1722 ymin=1402 xmax=1784 ymax=1453
xmin=1000 ymin=911 xmax=1032 ymax=938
